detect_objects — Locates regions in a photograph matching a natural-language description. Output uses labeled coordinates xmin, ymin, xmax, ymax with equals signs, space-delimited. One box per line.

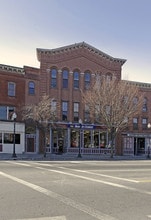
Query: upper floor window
xmin=62 ymin=101 xmax=68 ymax=121
xmin=84 ymin=72 xmax=91 ymax=89
xmin=28 ymin=81 xmax=35 ymax=95
xmin=142 ymin=118 xmax=147 ymax=130
xmin=106 ymin=73 xmax=112 ymax=84
xmin=133 ymin=117 xmax=138 ymax=130
xmin=84 ymin=104 xmax=90 ymax=123
xmin=62 ymin=69 xmax=68 ymax=88
xmin=142 ymin=97 xmax=147 ymax=112
xmin=51 ymin=100 xmax=57 ymax=117
xmin=73 ymin=71 xmax=79 ymax=89
xmin=73 ymin=102 xmax=79 ymax=122
xmin=51 ymin=68 xmax=57 ymax=88
xmin=8 ymin=82 xmax=15 ymax=97
xmin=0 ymin=106 xmax=15 ymax=120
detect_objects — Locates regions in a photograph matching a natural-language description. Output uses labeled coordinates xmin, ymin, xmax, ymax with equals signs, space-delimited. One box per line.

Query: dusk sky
xmin=0 ymin=0 xmax=151 ymax=83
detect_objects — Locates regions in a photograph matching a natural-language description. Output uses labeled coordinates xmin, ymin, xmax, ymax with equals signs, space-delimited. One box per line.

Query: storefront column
xmin=36 ymin=127 xmax=39 ymax=153
xmin=67 ymin=127 xmax=71 ymax=150
xmin=49 ymin=127 xmax=52 ymax=153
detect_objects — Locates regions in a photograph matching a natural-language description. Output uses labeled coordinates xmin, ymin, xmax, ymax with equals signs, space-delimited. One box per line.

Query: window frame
xmin=8 ymin=82 xmax=16 ymax=97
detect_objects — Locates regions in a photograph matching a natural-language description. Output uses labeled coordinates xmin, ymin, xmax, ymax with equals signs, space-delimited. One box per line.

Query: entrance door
xmin=134 ymin=137 xmax=145 ymax=155
xmin=26 ymin=134 xmax=36 ymax=152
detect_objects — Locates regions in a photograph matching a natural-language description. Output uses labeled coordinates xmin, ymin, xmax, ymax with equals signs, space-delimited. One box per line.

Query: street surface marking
xmin=139 ymin=179 xmax=151 ymax=183
xmin=15 ymin=217 xmax=66 ymax=220
xmin=0 ymin=171 xmax=118 ymax=220
xmin=58 ymin=166 xmax=139 ymax=183
xmin=35 ymin=166 xmax=151 ymax=196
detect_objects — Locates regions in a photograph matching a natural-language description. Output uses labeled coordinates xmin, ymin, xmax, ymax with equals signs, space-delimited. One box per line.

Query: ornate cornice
xmin=0 ymin=64 xmax=24 ymax=74
xmin=123 ymin=80 xmax=151 ymax=89
xmin=37 ymin=42 xmax=126 ymax=66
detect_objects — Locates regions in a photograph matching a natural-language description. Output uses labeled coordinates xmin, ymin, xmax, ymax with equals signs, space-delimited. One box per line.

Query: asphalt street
xmin=0 ymin=160 xmax=151 ymax=220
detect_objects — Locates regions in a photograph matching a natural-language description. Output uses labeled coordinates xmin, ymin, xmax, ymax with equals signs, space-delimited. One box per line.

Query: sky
xmin=0 ymin=0 xmax=151 ymax=83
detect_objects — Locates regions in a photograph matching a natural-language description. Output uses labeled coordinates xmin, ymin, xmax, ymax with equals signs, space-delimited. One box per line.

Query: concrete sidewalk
xmin=0 ymin=153 xmax=149 ymax=161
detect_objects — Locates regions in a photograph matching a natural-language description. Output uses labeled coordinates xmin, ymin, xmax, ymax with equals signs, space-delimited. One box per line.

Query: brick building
xmin=0 ymin=42 xmax=151 ymax=157
xmin=0 ymin=64 xmax=25 ymax=154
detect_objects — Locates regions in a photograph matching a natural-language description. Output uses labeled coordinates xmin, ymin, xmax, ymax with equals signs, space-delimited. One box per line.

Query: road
xmin=0 ymin=159 xmax=151 ymax=220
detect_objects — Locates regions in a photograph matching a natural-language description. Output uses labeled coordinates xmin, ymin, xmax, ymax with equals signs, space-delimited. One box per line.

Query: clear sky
xmin=0 ymin=0 xmax=151 ymax=83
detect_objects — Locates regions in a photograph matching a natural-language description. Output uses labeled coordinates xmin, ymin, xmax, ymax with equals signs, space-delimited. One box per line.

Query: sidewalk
xmin=0 ymin=153 xmax=150 ymax=161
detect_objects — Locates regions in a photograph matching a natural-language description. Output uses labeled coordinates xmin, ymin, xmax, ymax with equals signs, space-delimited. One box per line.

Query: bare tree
xmin=22 ymin=95 xmax=58 ymax=156
xmin=82 ymin=76 xmax=143 ymax=157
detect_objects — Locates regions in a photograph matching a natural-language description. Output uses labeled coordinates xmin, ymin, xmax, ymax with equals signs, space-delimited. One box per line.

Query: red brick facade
xmin=1 ymin=42 xmax=151 ymax=156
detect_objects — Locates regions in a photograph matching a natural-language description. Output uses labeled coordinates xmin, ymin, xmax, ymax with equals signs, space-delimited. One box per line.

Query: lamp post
xmin=78 ymin=119 xmax=82 ymax=158
xmin=147 ymin=123 xmax=151 ymax=159
xmin=12 ymin=112 xmax=17 ymax=158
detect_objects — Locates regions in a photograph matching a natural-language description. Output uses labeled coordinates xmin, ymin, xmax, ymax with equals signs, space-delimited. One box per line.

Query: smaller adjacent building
xmin=0 ymin=121 xmax=25 ymax=154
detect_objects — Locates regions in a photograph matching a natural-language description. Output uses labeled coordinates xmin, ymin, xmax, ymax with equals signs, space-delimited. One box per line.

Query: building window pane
xmin=133 ymin=118 xmax=138 ymax=130
xmin=74 ymin=102 xmax=79 ymax=122
xmin=8 ymin=82 xmax=15 ymax=97
xmin=84 ymin=104 xmax=90 ymax=123
xmin=28 ymin=81 xmax=35 ymax=94
xmin=0 ymin=106 xmax=7 ymax=120
xmin=0 ymin=106 xmax=15 ymax=120
xmin=142 ymin=98 xmax=147 ymax=112
xmin=73 ymin=71 xmax=79 ymax=89
xmin=4 ymin=133 xmax=20 ymax=144
xmin=62 ymin=70 xmax=68 ymax=88
xmin=62 ymin=101 xmax=68 ymax=121
xmin=84 ymin=72 xmax=91 ymax=89
xmin=51 ymin=68 xmax=57 ymax=88
xmin=142 ymin=118 xmax=147 ymax=130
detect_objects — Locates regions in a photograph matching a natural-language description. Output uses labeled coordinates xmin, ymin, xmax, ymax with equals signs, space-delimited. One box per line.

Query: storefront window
xmin=71 ymin=130 xmax=79 ymax=147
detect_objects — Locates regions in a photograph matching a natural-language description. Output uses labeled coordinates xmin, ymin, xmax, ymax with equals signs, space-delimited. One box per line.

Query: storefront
xmin=0 ymin=121 xmax=25 ymax=154
xmin=47 ymin=123 xmax=112 ymax=155
xmin=123 ymin=133 xmax=151 ymax=156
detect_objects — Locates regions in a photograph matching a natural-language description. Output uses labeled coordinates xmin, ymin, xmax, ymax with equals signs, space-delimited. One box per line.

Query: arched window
xmin=73 ymin=70 xmax=79 ymax=89
xmin=28 ymin=81 xmax=35 ymax=95
xmin=62 ymin=69 xmax=68 ymax=88
xmin=51 ymin=68 xmax=57 ymax=88
xmin=84 ymin=72 xmax=91 ymax=89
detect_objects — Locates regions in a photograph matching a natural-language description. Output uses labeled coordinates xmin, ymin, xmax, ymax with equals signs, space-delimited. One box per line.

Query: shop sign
xmin=68 ymin=123 xmax=95 ymax=129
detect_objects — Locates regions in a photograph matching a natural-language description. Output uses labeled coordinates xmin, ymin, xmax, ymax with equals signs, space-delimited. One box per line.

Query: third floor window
xmin=84 ymin=72 xmax=91 ymax=89
xmin=62 ymin=69 xmax=68 ymax=88
xmin=73 ymin=71 xmax=79 ymax=89
xmin=51 ymin=68 xmax=57 ymax=88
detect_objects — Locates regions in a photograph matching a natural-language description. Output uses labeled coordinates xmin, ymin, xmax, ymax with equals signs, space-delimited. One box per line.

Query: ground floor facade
xmin=0 ymin=121 xmax=151 ymax=158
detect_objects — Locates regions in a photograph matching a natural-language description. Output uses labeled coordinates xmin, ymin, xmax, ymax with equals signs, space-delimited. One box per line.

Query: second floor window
xmin=73 ymin=102 xmax=79 ymax=122
xmin=84 ymin=104 xmax=90 ymax=123
xmin=142 ymin=118 xmax=147 ymax=130
xmin=62 ymin=101 xmax=68 ymax=121
xmin=62 ymin=69 xmax=68 ymax=88
xmin=8 ymin=82 xmax=15 ymax=97
xmin=51 ymin=68 xmax=57 ymax=88
xmin=28 ymin=81 xmax=35 ymax=95
xmin=133 ymin=117 xmax=138 ymax=130
xmin=73 ymin=71 xmax=79 ymax=89
xmin=0 ymin=106 xmax=15 ymax=120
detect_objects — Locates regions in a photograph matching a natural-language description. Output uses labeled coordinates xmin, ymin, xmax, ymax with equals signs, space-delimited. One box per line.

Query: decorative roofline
xmin=0 ymin=64 xmax=24 ymax=74
xmin=123 ymin=80 xmax=151 ymax=88
xmin=37 ymin=42 xmax=126 ymax=65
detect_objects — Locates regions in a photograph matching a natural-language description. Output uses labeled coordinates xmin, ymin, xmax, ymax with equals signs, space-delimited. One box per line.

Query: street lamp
xmin=11 ymin=112 xmax=17 ymax=158
xmin=147 ymin=123 xmax=151 ymax=159
xmin=78 ymin=119 xmax=82 ymax=158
